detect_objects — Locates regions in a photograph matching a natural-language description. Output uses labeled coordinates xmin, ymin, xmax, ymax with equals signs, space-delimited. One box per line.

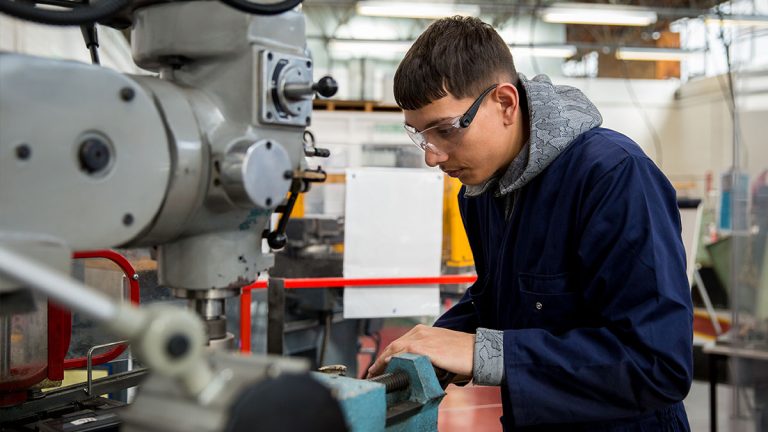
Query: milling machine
xmin=0 ymin=0 xmax=446 ymax=430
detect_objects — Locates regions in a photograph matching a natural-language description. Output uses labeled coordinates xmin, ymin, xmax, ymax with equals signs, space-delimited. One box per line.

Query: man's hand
xmin=367 ymin=324 xmax=475 ymax=378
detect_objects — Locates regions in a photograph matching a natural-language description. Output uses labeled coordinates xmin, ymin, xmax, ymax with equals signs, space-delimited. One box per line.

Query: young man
xmin=367 ymin=16 xmax=694 ymax=431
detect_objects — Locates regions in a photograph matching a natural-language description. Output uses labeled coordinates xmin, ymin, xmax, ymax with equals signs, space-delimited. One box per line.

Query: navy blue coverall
xmin=434 ymin=128 xmax=694 ymax=431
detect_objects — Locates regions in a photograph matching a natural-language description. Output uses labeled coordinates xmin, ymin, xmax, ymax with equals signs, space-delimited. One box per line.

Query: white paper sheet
xmin=343 ymin=168 xmax=444 ymax=318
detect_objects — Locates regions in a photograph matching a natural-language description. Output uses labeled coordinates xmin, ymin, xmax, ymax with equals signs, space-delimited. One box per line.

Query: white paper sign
xmin=343 ymin=168 xmax=444 ymax=318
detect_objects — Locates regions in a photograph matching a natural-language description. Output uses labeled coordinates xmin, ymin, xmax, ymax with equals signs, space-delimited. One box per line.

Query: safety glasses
xmin=404 ymin=84 xmax=498 ymax=156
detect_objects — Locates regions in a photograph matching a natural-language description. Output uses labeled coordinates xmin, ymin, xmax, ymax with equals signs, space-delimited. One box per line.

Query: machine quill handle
xmin=312 ymin=76 xmax=338 ymax=98
xmin=266 ymin=188 xmax=300 ymax=250
xmin=283 ymin=76 xmax=338 ymax=100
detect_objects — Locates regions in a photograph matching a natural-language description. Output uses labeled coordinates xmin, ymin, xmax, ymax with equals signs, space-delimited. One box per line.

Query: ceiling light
xmin=356 ymin=1 xmax=480 ymax=19
xmin=510 ymin=45 xmax=577 ymax=58
xmin=704 ymin=14 xmax=768 ymax=28
xmin=328 ymin=39 xmax=413 ymax=60
xmin=615 ymin=47 xmax=694 ymax=61
xmin=541 ymin=3 xmax=657 ymax=26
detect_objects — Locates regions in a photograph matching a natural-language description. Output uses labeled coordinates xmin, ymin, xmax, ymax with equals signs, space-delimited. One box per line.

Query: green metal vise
xmin=312 ymin=353 xmax=446 ymax=431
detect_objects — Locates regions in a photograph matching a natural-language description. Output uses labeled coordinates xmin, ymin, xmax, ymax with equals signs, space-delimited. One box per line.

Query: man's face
xmin=403 ymin=85 xmax=521 ymax=186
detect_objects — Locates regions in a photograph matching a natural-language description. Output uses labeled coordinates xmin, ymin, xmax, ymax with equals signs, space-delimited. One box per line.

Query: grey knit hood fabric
xmin=464 ymin=73 xmax=603 ymax=198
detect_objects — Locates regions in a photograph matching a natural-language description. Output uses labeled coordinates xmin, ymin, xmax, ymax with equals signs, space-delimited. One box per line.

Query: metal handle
xmin=86 ymin=340 xmax=128 ymax=396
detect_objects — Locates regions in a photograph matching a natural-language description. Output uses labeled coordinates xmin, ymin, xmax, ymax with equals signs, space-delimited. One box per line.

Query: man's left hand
xmin=366 ymin=324 xmax=474 ymax=378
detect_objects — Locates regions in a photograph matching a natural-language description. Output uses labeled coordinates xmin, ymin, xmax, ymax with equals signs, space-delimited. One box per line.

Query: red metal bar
xmin=47 ymin=302 xmax=71 ymax=381
xmin=238 ymin=275 xmax=477 ymax=353
xmin=63 ymin=250 xmax=140 ymax=369
xmin=239 ymin=289 xmax=252 ymax=353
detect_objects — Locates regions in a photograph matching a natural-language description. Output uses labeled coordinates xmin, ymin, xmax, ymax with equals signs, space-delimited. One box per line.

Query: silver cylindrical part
xmin=189 ymin=299 xmax=225 ymax=320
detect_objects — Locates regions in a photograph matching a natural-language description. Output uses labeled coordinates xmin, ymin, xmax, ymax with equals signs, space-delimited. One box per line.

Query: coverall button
xmin=535 ymin=301 xmax=543 ymax=310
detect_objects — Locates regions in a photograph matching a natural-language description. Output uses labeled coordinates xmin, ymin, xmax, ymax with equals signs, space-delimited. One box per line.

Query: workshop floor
xmin=361 ymin=325 xmax=733 ymax=432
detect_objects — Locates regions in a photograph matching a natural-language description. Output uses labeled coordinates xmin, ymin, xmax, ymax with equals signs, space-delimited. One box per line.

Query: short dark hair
xmin=394 ymin=16 xmax=518 ymax=110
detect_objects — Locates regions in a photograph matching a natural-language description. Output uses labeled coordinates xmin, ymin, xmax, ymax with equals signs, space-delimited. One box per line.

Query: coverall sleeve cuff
xmin=473 ymin=327 xmax=504 ymax=386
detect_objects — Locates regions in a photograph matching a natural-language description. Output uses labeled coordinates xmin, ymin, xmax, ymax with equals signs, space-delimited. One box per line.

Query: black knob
xmin=313 ymin=76 xmax=338 ymax=98
xmin=313 ymin=148 xmax=331 ymax=158
xmin=78 ymin=138 xmax=111 ymax=174
xmin=267 ymin=231 xmax=287 ymax=250
xmin=166 ymin=334 xmax=190 ymax=359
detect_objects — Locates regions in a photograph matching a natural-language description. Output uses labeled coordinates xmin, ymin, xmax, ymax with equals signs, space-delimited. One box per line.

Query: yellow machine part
xmin=443 ymin=176 xmax=474 ymax=268
xmin=293 ymin=192 xmax=305 ymax=218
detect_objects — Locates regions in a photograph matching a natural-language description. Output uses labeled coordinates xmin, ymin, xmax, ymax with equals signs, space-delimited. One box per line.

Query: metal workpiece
xmin=0 ymin=54 xmax=171 ymax=251
xmin=220 ymin=139 xmax=292 ymax=209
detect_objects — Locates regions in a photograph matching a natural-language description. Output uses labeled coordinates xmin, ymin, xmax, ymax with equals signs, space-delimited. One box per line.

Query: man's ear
xmin=494 ymin=83 xmax=519 ymax=126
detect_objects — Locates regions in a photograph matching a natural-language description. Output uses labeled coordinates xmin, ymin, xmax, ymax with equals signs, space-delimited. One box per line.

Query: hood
xmin=465 ymin=73 xmax=603 ymax=197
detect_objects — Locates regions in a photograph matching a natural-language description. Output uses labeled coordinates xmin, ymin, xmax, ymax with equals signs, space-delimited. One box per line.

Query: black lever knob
xmin=266 ymin=231 xmax=287 ymax=250
xmin=312 ymin=76 xmax=338 ymax=98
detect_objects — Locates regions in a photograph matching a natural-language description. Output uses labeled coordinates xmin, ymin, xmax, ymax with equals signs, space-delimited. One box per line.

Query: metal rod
xmin=694 ymin=268 xmax=723 ymax=335
xmin=87 ymin=340 xmax=128 ymax=396
xmin=0 ymin=246 xmax=117 ymax=322
xmin=266 ymin=278 xmax=285 ymax=355
xmin=368 ymin=371 xmax=409 ymax=393
xmin=0 ymin=316 xmax=11 ymax=378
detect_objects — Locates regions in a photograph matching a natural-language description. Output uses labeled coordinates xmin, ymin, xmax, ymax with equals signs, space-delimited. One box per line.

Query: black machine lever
xmin=266 ymin=189 xmax=298 ymax=250
xmin=266 ymin=167 xmax=328 ymax=249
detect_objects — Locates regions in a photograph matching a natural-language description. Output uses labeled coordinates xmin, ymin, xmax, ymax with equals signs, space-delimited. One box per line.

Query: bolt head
xmin=15 ymin=144 xmax=31 ymax=160
xmin=79 ymin=138 xmax=111 ymax=174
xmin=120 ymin=87 xmax=135 ymax=101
